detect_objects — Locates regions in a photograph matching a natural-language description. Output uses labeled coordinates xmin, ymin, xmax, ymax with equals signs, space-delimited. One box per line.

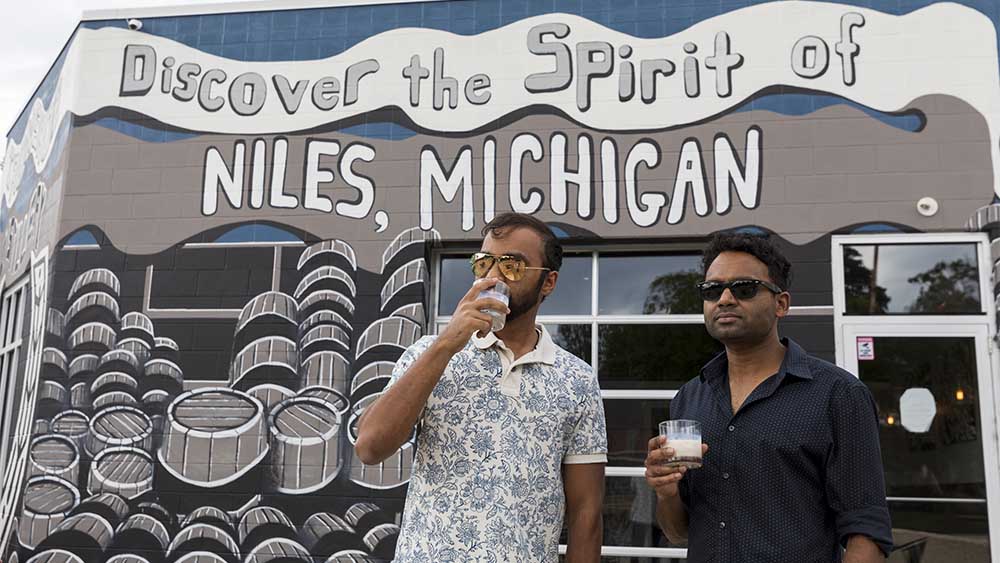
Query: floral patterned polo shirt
xmin=387 ymin=325 xmax=608 ymax=563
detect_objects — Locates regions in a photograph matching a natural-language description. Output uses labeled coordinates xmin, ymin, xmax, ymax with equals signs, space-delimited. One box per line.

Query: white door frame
xmin=832 ymin=233 xmax=1000 ymax=561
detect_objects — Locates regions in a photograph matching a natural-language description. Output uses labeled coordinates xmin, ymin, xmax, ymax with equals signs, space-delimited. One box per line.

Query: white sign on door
xmin=900 ymin=388 xmax=937 ymax=433
xmin=857 ymin=336 xmax=875 ymax=361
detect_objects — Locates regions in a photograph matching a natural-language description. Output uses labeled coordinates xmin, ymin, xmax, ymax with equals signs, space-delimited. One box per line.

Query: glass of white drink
xmin=659 ymin=419 xmax=703 ymax=469
xmin=477 ymin=280 xmax=510 ymax=332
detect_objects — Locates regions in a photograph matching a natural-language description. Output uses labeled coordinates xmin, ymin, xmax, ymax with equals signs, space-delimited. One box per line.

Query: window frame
xmin=433 ymin=242 xmax=838 ymax=559
xmin=831 ymin=232 xmax=995 ymax=365
xmin=432 ymin=244 xmax=708 ymax=395
xmin=0 ymin=274 xmax=30 ymax=478
xmin=142 ymin=240 xmax=305 ymax=320
xmin=433 ymin=244 xmax=708 ymax=560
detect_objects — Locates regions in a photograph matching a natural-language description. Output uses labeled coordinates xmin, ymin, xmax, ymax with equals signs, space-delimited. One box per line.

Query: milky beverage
xmin=477 ymin=281 xmax=509 ymax=332
xmin=665 ymin=439 xmax=703 ymax=469
xmin=660 ymin=419 xmax=702 ymax=469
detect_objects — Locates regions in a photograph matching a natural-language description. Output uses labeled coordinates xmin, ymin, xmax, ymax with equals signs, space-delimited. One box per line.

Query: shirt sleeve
xmin=385 ymin=336 xmax=436 ymax=386
xmin=382 ymin=335 xmax=438 ymax=420
xmin=564 ymin=371 xmax=608 ymax=465
xmin=825 ymin=381 xmax=894 ymax=556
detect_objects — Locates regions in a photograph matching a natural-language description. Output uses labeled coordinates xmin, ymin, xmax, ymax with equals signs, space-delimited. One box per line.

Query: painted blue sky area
xmin=90 ymin=117 xmax=420 ymax=143
xmin=90 ymin=90 xmax=920 ymax=145
xmin=733 ymin=226 xmax=770 ymax=235
xmin=92 ymin=117 xmax=199 ymax=143
xmin=851 ymin=223 xmax=904 ymax=233
xmin=64 ymin=229 xmax=100 ymax=246
xmin=337 ymin=122 xmax=419 ymax=141
xmin=735 ymin=93 xmax=923 ymax=132
xmin=9 ymin=0 xmax=994 ymax=145
xmin=213 ymin=223 xmax=303 ymax=243
xmin=549 ymin=224 xmax=570 ymax=238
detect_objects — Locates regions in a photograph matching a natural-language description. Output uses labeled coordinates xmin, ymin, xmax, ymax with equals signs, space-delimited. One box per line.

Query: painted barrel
xmin=36 ymin=381 xmax=68 ymax=419
xmin=267 ymin=397 xmax=342 ymax=494
xmin=72 ymin=493 xmax=129 ymax=529
xmin=362 ymin=523 xmax=400 ymax=559
xmin=111 ymin=514 xmax=170 ymax=555
xmin=301 ymin=513 xmax=362 ymax=558
xmin=87 ymin=406 xmax=152 ymax=455
xmin=50 ymin=411 xmax=90 ymax=454
xmin=87 ymin=447 xmax=154 ymax=499
xmin=25 ymin=550 xmax=85 ymax=563
xmin=323 ymin=552 xmax=378 ymax=563
xmin=92 ymin=391 xmax=138 ymax=411
xmin=180 ymin=506 xmax=234 ymax=538
xmin=246 ymin=384 xmax=294 ymax=412
xmin=237 ymin=506 xmax=296 ymax=552
xmin=297 ymin=386 xmax=349 ymax=418
xmin=165 ymin=524 xmax=239 ymax=563
xmin=157 ymin=388 xmax=267 ymax=511
xmin=37 ymin=512 xmax=114 ymax=560
xmin=299 ymin=350 xmax=350 ymax=393
xmin=141 ymin=358 xmax=183 ymax=395
xmin=27 ymin=434 xmax=80 ymax=484
xmin=17 ymin=476 xmax=80 ymax=549
xmin=244 ymin=537 xmax=311 ymax=563
xmin=69 ymin=382 xmax=91 ymax=413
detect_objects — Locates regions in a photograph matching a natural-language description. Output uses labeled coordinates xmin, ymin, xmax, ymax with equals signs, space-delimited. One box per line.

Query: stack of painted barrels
xmin=13 ymin=234 xmax=424 ymax=563
xmin=344 ymin=228 xmax=438 ymax=492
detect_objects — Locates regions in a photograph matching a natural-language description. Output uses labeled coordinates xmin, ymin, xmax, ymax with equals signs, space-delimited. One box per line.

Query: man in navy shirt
xmin=644 ymin=233 xmax=893 ymax=562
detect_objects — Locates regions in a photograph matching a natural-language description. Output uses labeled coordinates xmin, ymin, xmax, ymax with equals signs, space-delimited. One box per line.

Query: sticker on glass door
xmin=856 ymin=336 xmax=875 ymax=360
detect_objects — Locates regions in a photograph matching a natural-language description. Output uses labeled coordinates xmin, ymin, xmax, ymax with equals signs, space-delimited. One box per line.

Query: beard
xmin=506 ymin=274 xmax=547 ymax=322
xmin=704 ymin=308 xmax=773 ymax=346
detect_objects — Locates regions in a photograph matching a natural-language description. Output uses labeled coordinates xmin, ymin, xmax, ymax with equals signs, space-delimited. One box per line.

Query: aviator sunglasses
xmin=469 ymin=252 xmax=551 ymax=281
xmin=696 ymin=279 xmax=784 ymax=301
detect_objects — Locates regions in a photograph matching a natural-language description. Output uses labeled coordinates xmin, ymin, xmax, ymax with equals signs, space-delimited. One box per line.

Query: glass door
xmin=842 ymin=323 xmax=1000 ymax=562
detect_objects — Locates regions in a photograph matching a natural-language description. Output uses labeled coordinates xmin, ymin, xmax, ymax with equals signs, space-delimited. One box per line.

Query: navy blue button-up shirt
xmin=673 ymin=338 xmax=893 ymax=562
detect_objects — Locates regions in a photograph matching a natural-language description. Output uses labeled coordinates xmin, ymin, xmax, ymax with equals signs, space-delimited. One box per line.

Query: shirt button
xmin=719 ymin=521 xmax=726 ymax=529
xmin=723 ymin=472 xmax=730 ymax=480
xmin=728 ymin=425 xmax=735 ymax=432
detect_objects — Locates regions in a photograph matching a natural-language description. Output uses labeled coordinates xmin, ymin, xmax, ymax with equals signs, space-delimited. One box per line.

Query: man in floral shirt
xmin=355 ymin=213 xmax=607 ymax=562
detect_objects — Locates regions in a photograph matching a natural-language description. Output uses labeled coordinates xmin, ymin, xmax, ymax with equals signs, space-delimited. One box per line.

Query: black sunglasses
xmin=696 ymin=279 xmax=784 ymax=301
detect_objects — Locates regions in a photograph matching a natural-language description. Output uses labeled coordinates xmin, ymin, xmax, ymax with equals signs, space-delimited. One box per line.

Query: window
xmin=0 ymin=278 xmax=28 ymax=478
xmin=435 ymin=247 xmax=717 ymax=560
xmin=840 ymin=242 xmax=982 ymax=315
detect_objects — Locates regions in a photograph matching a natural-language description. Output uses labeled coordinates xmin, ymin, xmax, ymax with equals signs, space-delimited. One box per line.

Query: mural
xmin=4 ymin=228 xmax=431 ymax=563
xmin=1 ymin=0 xmax=999 ymax=561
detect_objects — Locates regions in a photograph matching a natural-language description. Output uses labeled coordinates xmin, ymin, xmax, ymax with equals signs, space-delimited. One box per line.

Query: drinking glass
xmin=477 ymin=280 xmax=509 ymax=332
xmin=659 ymin=419 xmax=703 ymax=469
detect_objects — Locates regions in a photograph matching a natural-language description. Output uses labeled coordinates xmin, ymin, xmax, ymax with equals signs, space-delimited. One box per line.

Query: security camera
xmin=127 ymin=18 xmax=142 ymax=31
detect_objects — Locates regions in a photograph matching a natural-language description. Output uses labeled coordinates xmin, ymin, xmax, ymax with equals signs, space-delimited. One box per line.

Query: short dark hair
xmin=702 ymin=232 xmax=792 ymax=291
xmin=481 ymin=213 xmax=563 ymax=272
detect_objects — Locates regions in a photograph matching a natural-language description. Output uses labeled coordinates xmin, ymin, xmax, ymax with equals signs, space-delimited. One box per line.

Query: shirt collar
xmin=471 ymin=324 xmax=557 ymax=365
xmin=700 ymin=337 xmax=813 ymax=382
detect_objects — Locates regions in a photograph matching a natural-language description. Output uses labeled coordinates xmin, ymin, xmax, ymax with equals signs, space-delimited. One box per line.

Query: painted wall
xmin=2 ymin=1 xmax=999 ymax=562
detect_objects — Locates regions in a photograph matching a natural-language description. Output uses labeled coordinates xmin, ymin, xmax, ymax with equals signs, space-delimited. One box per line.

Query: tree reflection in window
xmin=843 ymin=244 xmax=981 ymax=315
xmin=907 ymin=259 xmax=980 ymax=314
xmin=844 ymin=246 xmax=890 ymax=314
xmin=598 ymin=325 xmax=722 ymax=389
xmin=642 ymin=270 xmax=703 ymax=315
xmin=547 ymin=324 xmax=591 ymax=364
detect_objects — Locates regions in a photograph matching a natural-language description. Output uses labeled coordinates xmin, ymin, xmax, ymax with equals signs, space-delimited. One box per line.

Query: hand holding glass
xmin=659 ymin=419 xmax=703 ymax=469
xmin=476 ymin=280 xmax=509 ymax=332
